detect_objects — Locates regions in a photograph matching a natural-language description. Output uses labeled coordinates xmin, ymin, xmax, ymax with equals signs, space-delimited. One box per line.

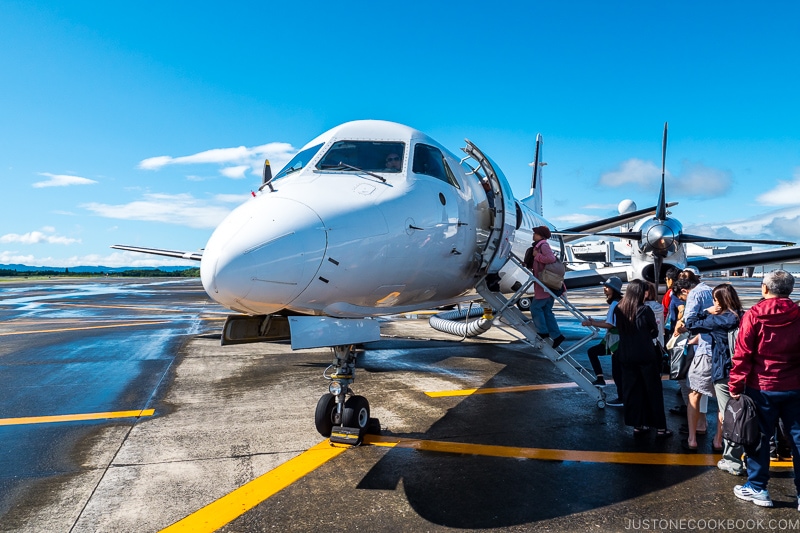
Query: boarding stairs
xmin=476 ymin=254 xmax=608 ymax=408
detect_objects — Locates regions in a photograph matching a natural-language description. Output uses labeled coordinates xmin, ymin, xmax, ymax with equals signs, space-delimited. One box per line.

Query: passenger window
xmin=413 ymin=144 xmax=459 ymax=188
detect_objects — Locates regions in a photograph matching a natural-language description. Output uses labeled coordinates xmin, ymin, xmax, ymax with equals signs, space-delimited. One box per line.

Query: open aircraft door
xmin=462 ymin=140 xmax=518 ymax=275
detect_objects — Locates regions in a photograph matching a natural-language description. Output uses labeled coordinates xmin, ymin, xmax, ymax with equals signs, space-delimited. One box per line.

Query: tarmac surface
xmin=2 ymin=276 xmax=800 ymax=532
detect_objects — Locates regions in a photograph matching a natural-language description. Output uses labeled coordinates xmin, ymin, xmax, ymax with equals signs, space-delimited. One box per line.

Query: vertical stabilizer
xmin=522 ymin=133 xmax=544 ymax=215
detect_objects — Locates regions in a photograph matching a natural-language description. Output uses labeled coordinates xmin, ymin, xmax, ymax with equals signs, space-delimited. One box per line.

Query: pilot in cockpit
xmin=384 ymin=152 xmax=402 ymax=172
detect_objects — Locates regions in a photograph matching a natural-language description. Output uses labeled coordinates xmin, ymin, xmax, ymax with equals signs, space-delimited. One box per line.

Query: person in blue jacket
xmin=683 ymin=283 xmax=744 ymax=474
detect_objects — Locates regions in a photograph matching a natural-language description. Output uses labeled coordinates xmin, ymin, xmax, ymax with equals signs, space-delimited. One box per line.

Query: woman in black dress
xmin=615 ymin=279 xmax=672 ymax=438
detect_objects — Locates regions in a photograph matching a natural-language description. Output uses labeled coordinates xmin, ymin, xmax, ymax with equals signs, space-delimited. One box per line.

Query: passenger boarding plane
xmin=114 ymin=120 xmax=800 ymax=442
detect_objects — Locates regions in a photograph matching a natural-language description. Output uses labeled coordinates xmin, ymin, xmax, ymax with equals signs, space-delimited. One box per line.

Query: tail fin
xmin=521 ymin=133 xmax=544 ymax=215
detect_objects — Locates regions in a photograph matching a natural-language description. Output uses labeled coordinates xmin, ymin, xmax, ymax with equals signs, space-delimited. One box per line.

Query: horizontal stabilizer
xmin=111 ymin=245 xmax=203 ymax=262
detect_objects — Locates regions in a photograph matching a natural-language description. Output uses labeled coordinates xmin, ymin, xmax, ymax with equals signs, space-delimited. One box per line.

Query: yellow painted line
xmin=363 ymin=435 xmax=720 ymax=466
xmin=161 ymin=439 xmax=347 ymax=533
xmin=426 ymin=382 xmax=578 ymax=397
xmin=426 ymin=380 xmax=623 ymax=397
xmin=0 ymin=409 xmax=155 ymax=426
xmin=159 ymin=434 xmax=792 ymax=532
xmin=0 ymin=321 xmax=172 ymax=336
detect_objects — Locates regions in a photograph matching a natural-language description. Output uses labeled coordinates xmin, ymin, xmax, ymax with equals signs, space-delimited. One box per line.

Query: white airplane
xmin=569 ymin=123 xmax=799 ymax=293
xmin=114 ymin=120 xmax=800 ymax=442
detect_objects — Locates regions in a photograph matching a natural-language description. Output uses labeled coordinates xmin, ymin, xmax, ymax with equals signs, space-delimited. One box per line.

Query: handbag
xmin=666 ymin=331 xmax=687 ymax=351
xmin=723 ymin=394 xmax=760 ymax=447
xmin=669 ymin=338 xmax=694 ymax=380
xmin=603 ymin=327 xmax=619 ymax=354
xmin=539 ymin=259 xmax=566 ymax=290
xmin=657 ymin=342 xmax=671 ymax=374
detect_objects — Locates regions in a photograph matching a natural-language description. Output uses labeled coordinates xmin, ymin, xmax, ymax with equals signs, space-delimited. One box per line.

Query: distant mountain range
xmin=0 ymin=264 xmax=195 ymax=273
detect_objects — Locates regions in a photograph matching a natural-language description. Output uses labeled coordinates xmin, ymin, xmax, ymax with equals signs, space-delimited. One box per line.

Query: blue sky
xmin=2 ymin=1 xmax=799 ymax=268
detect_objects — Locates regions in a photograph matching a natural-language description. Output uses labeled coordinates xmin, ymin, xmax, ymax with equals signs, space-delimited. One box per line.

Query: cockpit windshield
xmin=317 ymin=141 xmax=405 ymax=173
xmin=274 ymin=143 xmax=324 ymax=181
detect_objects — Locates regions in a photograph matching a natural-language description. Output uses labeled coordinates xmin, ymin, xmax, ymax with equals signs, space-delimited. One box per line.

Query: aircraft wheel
xmin=517 ymin=297 xmax=531 ymax=312
xmin=315 ymin=393 xmax=338 ymax=437
xmin=342 ymin=395 xmax=370 ymax=429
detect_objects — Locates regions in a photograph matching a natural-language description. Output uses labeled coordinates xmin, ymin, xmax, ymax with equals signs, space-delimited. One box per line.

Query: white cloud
xmin=676 ymin=162 xmax=731 ymax=197
xmin=599 ymin=159 xmax=731 ymax=198
xmin=82 ymin=193 xmax=232 ymax=229
xmin=0 ymin=251 xmax=37 ymax=265
xmin=756 ymin=168 xmax=800 ymax=206
xmin=600 ymin=158 xmax=660 ymax=188
xmin=138 ymin=142 xmax=297 ymax=179
xmin=33 ymin=172 xmax=98 ymax=188
xmin=684 ymin=205 xmax=800 ymax=243
xmin=0 ymin=229 xmax=80 ymax=245
xmin=220 ymin=165 xmax=249 ymax=179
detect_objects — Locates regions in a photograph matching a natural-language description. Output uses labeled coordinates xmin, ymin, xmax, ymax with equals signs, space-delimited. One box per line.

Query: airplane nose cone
xmin=646 ymin=223 xmax=674 ymax=253
xmin=201 ymin=197 xmax=326 ymax=314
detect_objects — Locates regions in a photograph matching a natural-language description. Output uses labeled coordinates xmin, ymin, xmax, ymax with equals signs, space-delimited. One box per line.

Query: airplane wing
xmin=111 ymin=245 xmax=203 ymax=262
xmin=687 ymin=246 xmax=800 ymax=274
xmin=557 ymin=202 xmax=678 ymax=243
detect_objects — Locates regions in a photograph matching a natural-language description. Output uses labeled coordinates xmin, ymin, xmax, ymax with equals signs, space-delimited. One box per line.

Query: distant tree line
xmin=0 ymin=268 xmax=200 ymax=278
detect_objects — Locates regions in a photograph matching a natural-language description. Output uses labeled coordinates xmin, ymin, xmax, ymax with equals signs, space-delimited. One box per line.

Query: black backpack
xmin=722 ymin=394 xmax=760 ymax=447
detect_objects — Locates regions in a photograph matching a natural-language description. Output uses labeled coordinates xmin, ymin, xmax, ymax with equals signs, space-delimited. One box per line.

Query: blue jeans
xmin=530 ymin=296 xmax=561 ymax=337
xmin=744 ymin=387 xmax=800 ymax=492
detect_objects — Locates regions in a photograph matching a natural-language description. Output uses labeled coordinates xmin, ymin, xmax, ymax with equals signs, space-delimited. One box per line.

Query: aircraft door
xmin=409 ymin=143 xmax=470 ymax=259
xmin=462 ymin=140 xmax=517 ymax=275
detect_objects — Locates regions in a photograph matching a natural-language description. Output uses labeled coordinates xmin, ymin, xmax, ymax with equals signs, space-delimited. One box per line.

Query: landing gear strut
xmin=314 ymin=344 xmax=374 ymax=444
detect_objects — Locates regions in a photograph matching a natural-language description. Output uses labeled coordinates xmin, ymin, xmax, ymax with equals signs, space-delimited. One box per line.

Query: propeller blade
xmin=679 ymin=234 xmax=795 ymax=246
xmin=653 ymin=254 xmax=664 ymax=296
xmin=655 ymin=122 xmax=668 ymax=221
xmin=592 ymin=231 xmax=643 ymax=240
xmin=560 ymin=202 xmax=678 ymax=234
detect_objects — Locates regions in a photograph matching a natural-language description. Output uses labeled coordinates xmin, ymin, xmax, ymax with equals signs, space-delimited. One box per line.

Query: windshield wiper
xmin=260 ymin=166 xmax=301 ymax=190
xmin=280 ymin=165 xmax=302 ymax=177
xmin=328 ymin=162 xmax=386 ymax=182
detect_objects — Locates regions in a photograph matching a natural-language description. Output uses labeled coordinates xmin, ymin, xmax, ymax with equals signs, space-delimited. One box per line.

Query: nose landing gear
xmin=314 ymin=344 xmax=379 ymax=445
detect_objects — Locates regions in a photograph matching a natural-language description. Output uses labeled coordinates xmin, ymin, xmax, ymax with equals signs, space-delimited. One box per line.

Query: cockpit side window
xmin=274 ymin=143 xmax=324 ymax=181
xmin=412 ymin=144 xmax=459 ymax=188
xmin=316 ymin=141 xmax=405 ymax=172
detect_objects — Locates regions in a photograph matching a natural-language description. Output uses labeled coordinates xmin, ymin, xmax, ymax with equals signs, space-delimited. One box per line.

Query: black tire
xmin=517 ymin=297 xmax=532 ymax=312
xmin=314 ymin=393 xmax=337 ymax=437
xmin=342 ymin=395 xmax=370 ymax=429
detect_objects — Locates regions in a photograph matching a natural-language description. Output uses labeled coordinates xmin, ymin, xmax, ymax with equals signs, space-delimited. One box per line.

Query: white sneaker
xmin=717 ymin=459 xmax=744 ymax=476
xmin=734 ymin=482 xmax=773 ymax=507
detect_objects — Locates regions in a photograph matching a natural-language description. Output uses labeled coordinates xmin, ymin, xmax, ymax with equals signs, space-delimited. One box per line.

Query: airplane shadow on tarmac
xmin=353 ymin=338 xmax=711 ymax=529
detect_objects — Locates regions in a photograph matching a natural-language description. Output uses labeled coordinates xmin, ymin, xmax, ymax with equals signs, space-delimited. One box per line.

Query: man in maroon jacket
xmin=729 ymin=269 xmax=800 ymax=508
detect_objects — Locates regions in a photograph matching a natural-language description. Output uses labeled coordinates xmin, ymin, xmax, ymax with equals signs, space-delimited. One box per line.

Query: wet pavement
xmin=2 ymin=277 xmax=799 ymax=532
